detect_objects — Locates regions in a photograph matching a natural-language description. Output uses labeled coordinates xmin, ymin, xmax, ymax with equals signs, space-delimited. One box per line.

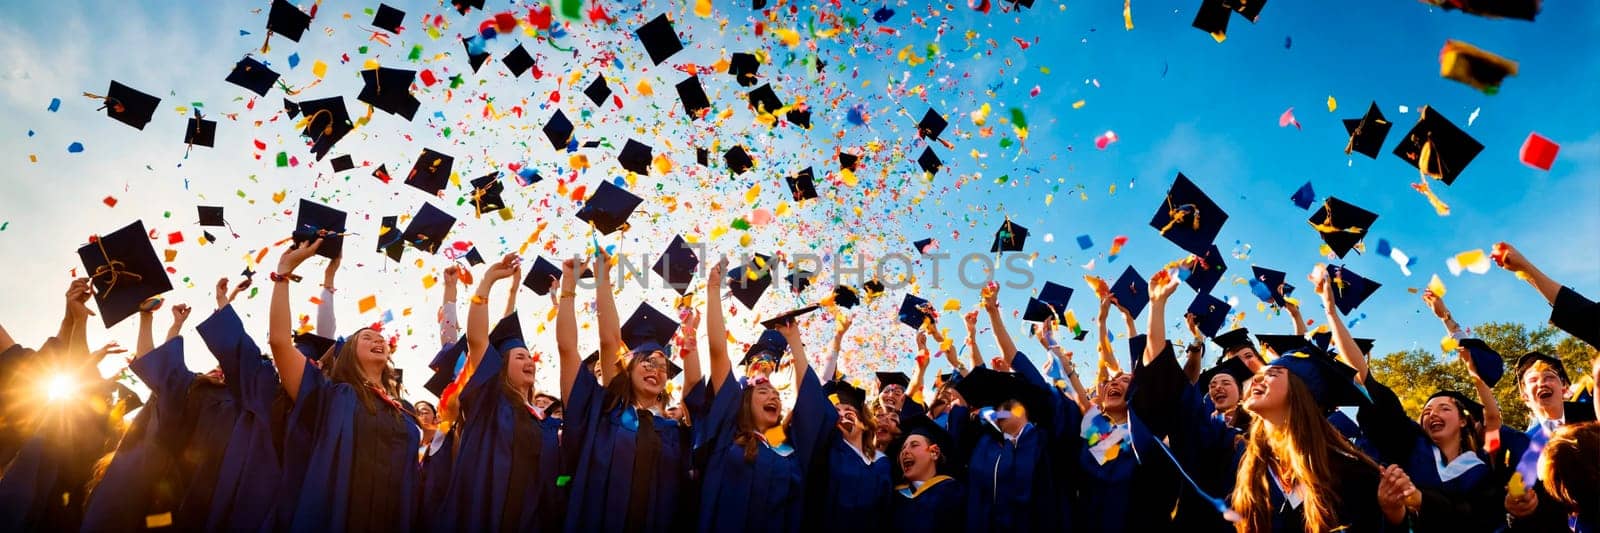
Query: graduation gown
xmin=79 ymin=398 xmax=178 ymax=532
xmin=1265 ymin=450 xmax=1386 ymax=532
xmin=435 ymin=345 xmax=559 ymax=532
xmin=890 ymin=475 xmax=966 ymax=533
xmin=1551 ymin=286 xmax=1600 ymax=349
xmin=805 ymin=431 xmax=891 ymax=531
xmin=562 ymin=364 xmax=695 ymax=533
xmin=1069 ymin=348 xmax=1181 ymax=532
xmin=194 ymin=305 xmax=290 ymax=531
xmin=1132 ymin=341 xmax=1240 ymax=533
xmin=418 ymin=428 xmax=455 ymax=531
xmin=278 ymin=357 xmax=421 ymax=532
xmin=960 ymin=352 xmax=1079 ymax=532
xmin=0 ymin=350 xmax=120 ymax=531
xmin=1358 ymin=378 xmax=1508 ymax=532
xmin=693 ymin=368 xmax=836 ymax=533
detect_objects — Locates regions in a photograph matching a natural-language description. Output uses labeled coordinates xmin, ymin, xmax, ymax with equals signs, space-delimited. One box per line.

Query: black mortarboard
xmin=462 ymin=37 xmax=490 ymax=72
xmin=1515 ymin=352 xmax=1568 ymax=384
xmin=372 ymin=3 xmax=405 ymax=33
xmin=405 ymin=148 xmax=454 ymax=196
xmin=831 ymin=286 xmax=861 ymax=309
xmin=463 ymin=248 xmax=485 ymax=266
xmin=617 ymin=139 xmax=653 ymax=175
xmin=635 ymin=13 xmax=683 ymax=65
xmin=1183 ymin=244 xmax=1228 ymax=294
xmin=785 ymin=270 xmax=814 ymax=293
xmin=466 ymin=172 xmax=506 ymax=216
xmin=897 ymin=293 xmax=934 ymax=330
xmin=576 ymin=180 xmax=642 ymax=235
xmin=1311 ymin=332 xmax=1376 ymax=359
xmin=786 ymin=167 xmax=818 ymax=201
xmin=375 ymin=215 xmax=403 ymax=261
xmin=1224 ymin=0 xmax=1266 ymax=21
xmin=357 ymin=67 xmax=420 ymax=120
xmin=295 ymin=96 xmax=353 ymax=160
xmin=621 ymin=302 xmax=680 ymax=355
xmin=452 ymin=0 xmax=485 ymax=15
xmin=1212 ymin=327 xmax=1254 ymax=353
xmin=1198 ymin=355 xmax=1253 ymax=391
xmin=1270 ymin=349 xmax=1369 ymax=410
xmin=665 ymin=359 xmax=684 ymax=380
xmin=760 ymin=305 xmax=820 ymax=329
xmin=1423 ymin=0 xmax=1539 ymax=21
xmin=652 ymin=235 xmax=700 ymax=296
xmin=877 ymin=371 xmax=910 ymax=391
xmin=741 ymin=330 xmax=789 ymax=370
xmin=293 ymin=333 xmax=337 ymax=361
xmin=1307 ymin=197 xmax=1377 ymax=258
xmin=1249 ymin=266 xmax=1295 ymax=307
xmin=1186 ymin=292 xmax=1232 ymax=338
xmin=1022 ymin=281 xmax=1074 ymax=323
xmin=584 ymin=75 xmax=612 ymax=107
xmin=185 ymin=114 xmax=217 ymax=148
xmin=543 ymin=110 xmax=574 ymax=151
xmin=1392 ymin=105 xmax=1483 ymax=186
xmin=293 ymin=199 xmax=346 ymax=259
xmin=729 ymin=52 xmax=759 ymax=87
xmin=1457 ymin=338 xmax=1505 ymax=386
xmin=225 ymin=56 xmax=280 ymax=97
xmin=1342 ymin=101 xmax=1392 ymax=159
xmin=862 ymin=280 xmax=886 ymax=297
xmin=917 ymin=147 xmax=943 ymax=175
xmin=954 ymin=367 xmax=1053 ymax=421
xmin=582 ymin=351 xmax=601 ymax=370
xmin=197 ymin=206 xmax=226 ymax=227
xmin=503 ymin=44 xmax=535 ymax=78
xmin=77 ymin=220 xmax=174 ymax=328
xmin=1109 ymin=266 xmax=1149 ymax=319
xmin=330 ymin=154 xmax=355 ymax=172
xmin=1149 ymin=172 xmax=1229 ymax=256
xmin=936 ymin=371 xmax=962 ymax=388
xmin=917 ymin=108 xmax=948 ymax=141
xmin=726 ymin=254 xmax=774 ymax=309
xmin=747 ymin=84 xmax=783 ymax=114
xmin=488 ymin=312 xmax=526 ymax=353
xmin=720 ymin=145 xmax=754 ymax=175
xmin=786 ymin=107 xmax=812 ymax=129
xmin=400 ymin=202 xmax=455 ymax=254
xmin=522 ymin=256 xmax=563 ymax=295
xmin=829 ymin=381 xmax=868 ymax=413
xmin=989 ymin=219 xmax=1028 ymax=253
xmin=892 ymin=415 xmax=956 ymax=478
xmin=1254 ymin=334 xmax=1318 ymax=358
xmin=839 ymin=151 xmax=860 ymax=171
xmin=284 ymin=98 xmax=300 ymax=118
xmin=423 ymin=366 xmax=455 ymax=398
xmin=696 ymin=148 xmax=709 ymax=166
xmin=1325 ymin=264 xmax=1381 ymax=315
xmin=912 ymin=239 xmax=935 ymax=255
xmin=1192 ymin=0 xmax=1231 ymax=38
xmin=1427 ymin=390 xmax=1484 ymax=424
xmin=266 ymin=0 xmax=312 ymax=42
xmin=675 ymin=75 xmax=711 ymax=119
xmin=102 ymin=81 xmax=160 ymax=130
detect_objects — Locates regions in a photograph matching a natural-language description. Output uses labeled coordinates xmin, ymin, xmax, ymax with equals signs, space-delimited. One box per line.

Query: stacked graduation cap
xmin=1150 ymin=173 xmax=1228 ymax=256
xmin=77 ymin=220 xmax=174 ymax=328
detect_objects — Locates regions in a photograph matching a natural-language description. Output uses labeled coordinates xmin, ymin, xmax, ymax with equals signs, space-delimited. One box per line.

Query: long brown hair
xmin=854 ymin=401 xmax=879 ymax=453
xmin=324 ymin=328 xmax=404 ymax=417
xmin=499 ymin=348 xmax=535 ymax=407
xmin=732 ymin=382 xmax=793 ymax=464
xmin=1232 ymin=372 xmax=1380 ymax=533
xmin=601 ymin=351 xmax=670 ymax=414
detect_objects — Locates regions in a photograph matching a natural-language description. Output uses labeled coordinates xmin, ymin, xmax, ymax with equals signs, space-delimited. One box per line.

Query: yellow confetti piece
xmin=422 ymin=275 xmax=437 ymax=290
xmin=362 ymin=58 xmax=380 ymax=70
xmin=739 ymin=233 xmax=752 ymax=247
xmin=774 ymin=28 xmax=800 ymax=48
xmin=840 ymin=169 xmax=858 ymax=187
xmin=569 ymin=154 xmax=590 ymax=170
xmin=694 ymin=0 xmax=713 ymax=17
xmin=1122 ymin=0 xmax=1134 ymax=30
xmin=1327 ymin=95 xmax=1337 ymax=112
xmin=1441 ymin=335 xmax=1460 ymax=353
xmin=358 ymin=295 xmax=377 ymax=313
xmin=1427 ymin=274 xmax=1446 ymax=297
xmin=636 ymin=79 xmax=653 ymax=97
xmin=312 ymin=60 xmax=328 ymax=79
xmin=272 ymin=190 xmax=287 ymax=204
xmin=1071 ymin=100 xmax=1086 ymax=109
xmin=163 ymin=249 xmax=178 ymax=262
xmin=744 ymin=184 xmax=761 ymax=204
xmin=942 ymin=299 xmax=962 ymax=311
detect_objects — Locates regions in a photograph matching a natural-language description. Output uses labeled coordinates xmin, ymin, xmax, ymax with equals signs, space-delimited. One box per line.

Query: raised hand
xmin=559 ymin=258 xmax=581 ymax=293
xmin=171 ymin=304 xmax=192 ymax=326
xmin=1149 ymin=269 xmax=1180 ymax=303
xmin=277 ymin=239 xmax=323 ymax=275
xmin=483 ymin=253 xmax=520 ymax=283
xmin=1422 ymin=289 xmax=1450 ymax=320
xmin=216 ymin=278 xmax=232 ymax=309
xmin=1491 ymin=241 xmax=1530 ymax=273
xmin=708 ymin=256 xmax=729 ymax=289
xmin=443 ymin=264 xmax=461 ymax=284
xmin=66 ymin=278 xmax=95 ymax=318
xmin=323 ymin=255 xmax=341 ymax=287
xmin=91 ymin=341 xmax=127 ymax=361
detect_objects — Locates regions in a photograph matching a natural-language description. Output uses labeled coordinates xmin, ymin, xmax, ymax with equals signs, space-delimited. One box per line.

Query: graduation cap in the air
xmin=724 ymin=145 xmax=755 ymax=175
xmin=503 ymin=44 xmax=535 ymax=78
xmin=1291 ymin=181 xmax=1316 ymax=210
xmin=405 ymin=148 xmax=454 ymax=196
xmin=462 ymin=248 xmax=485 ymax=267
xmin=77 ymin=220 xmax=174 ymax=328
xmin=786 ymin=106 xmax=811 ymax=129
xmin=912 ymin=238 xmax=936 ymax=255
xmin=1342 ymin=102 xmax=1392 ymax=159
xmin=760 ymin=305 xmax=820 ymax=329
xmin=1212 ymin=327 xmax=1254 ymax=354
xmin=372 ymin=3 xmax=405 ymax=33
xmin=1269 ymin=349 xmax=1369 ymax=410
xmin=522 ymin=256 xmax=563 ymax=295
xmin=225 ymin=56 xmax=280 ymax=97
xmin=830 ymin=286 xmax=861 ymax=309
xmin=726 ymin=254 xmax=774 ymax=309
xmin=266 ymin=0 xmax=312 ymax=42
xmin=1249 ymin=266 xmax=1295 ymax=307
xmin=466 ymin=172 xmax=506 ymax=216
xmin=543 ymin=110 xmax=574 ymax=151
xmin=917 ymin=108 xmax=948 ymax=141
xmin=696 ymin=148 xmax=710 ymax=166
xmin=1457 ymin=338 xmax=1505 ymax=387
xmin=462 ymin=36 xmax=490 ymax=72
xmin=1324 ymin=264 xmax=1381 ymax=315
xmin=1186 ymin=292 xmax=1232 ymax=338
xmin=1392 ymin=105 xmax=1483 ymax=185
xmin=1183 ymin=244 xmax=1228 ymax=294
xmin=1022 ymin=281 xmax=1074 ymax=323
xmin=185 ymin=112 xmax=217 ymax=148
xmin=293 ymin=199 xmax=346 ymax=259
xmin=652 ymin=235 xmax=700 ymax=296
xmin=917 ymin=147 xmax=943 ymax=175
xmin=1109 ymin=266 xmax=1149 ymax=319
xmin=617 ymin=139 xmax=653 ymax=175
xmin=675 ymin=76 xmax=711 ymax=119
xmin=1307 ymin=197 xmax=1377 ymax=259
xmin=622 ymin=302 xmax=680 ymax=355
xmin=375 ymin=215 xmax=404 ymax=262
xmin=293 ymin=333 xmax=338 ymax=362
xmin=584 ymin=75 xmax=612 ymax=107
xmin=197 ymin=206 xmax=226 ymax=228
xmin=99 ymin=81 xmax=160 ymax=130
xmin=747 ymin=84 xmax=783 ymax=115
xmin=451 ymin=0 xmax=485 ymax=15
xmin=1440 ymin=40 xmax=1518 ymax=94
xmin=877 ymin=371 xmax=910 ymax=392
xmin=742 ymin=330 xmax=789 ymax=373
xmin=785 ymin=270 xmax=815 ymax=294
xmin=839 ymin=150 xmax=861 ymax=171
xmin=1150 ymin=173 xmax=1229 ymax=256
xmin=1421 ymin=0 xmax=1538 ymax=21
xmin=729 ymin=52 xmax=760 ymax=87
xmin=635 ymin=13 xmax=683 ymax=65
xmin=1197 ymin=355 xmax=1253 ymax=391
xmin=400 ymin=202 xmax=455 ymax=254
xmin=787 ymin=167 xmax=818 ymax=202
xmin=576 ymin=180 xmax=643 ymax=235
xmin=329 ymin=155 xmax=355 ymax=173
xmin=989 ymin=219 xmax=1029 ymax=253
xmin=897 ymin=293 xmax=935 ymax=330
xmin=283 ymin=98 xmax=301 ymax=118
xmin=295 ymin=96 xmax=353 ymax=160
xmin=357 ymin=67 xmax=420 ymax=120
xmin=862 ymin=280 xmax=886 ymax=298
xmin=1191 ymin=0 xmax=1262 ymax=40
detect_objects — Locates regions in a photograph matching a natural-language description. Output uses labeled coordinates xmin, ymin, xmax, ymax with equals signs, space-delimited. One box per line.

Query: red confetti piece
xmin=167 ymin=231 xmax=184 ymax=245
xmin=420 ymin=69 xmax=437 ymax=86
xmin=103 ymin=196 xmax=118 ymax=207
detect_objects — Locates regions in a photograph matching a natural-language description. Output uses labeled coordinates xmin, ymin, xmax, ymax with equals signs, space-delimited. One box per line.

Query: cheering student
xmin=1492 ymin=242 xmax=1600 ymax=349
xmin=558 ymin=251 xmax=700 ymax=533
xmin=807 ymin=316 xmax=891 ymax=532
xmin=1504 ymin=350 xmax=1598 ymax=529
xmin=267 ymin=238 xmax=421 ymax=532
xmin=889 ymin=416 xmax=966 ymax=533
xmin=693 ymin=270 xmax=836 ymax=533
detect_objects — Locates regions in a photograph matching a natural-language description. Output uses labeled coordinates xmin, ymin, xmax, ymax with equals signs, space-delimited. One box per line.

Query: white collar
xmin=843 ymin=437 xmax=883 ymax=464
xmin=1432 ymin=447 xmax=1485 ymax=483
xmin=1269 ymin=466 xmax=1304 ymax=509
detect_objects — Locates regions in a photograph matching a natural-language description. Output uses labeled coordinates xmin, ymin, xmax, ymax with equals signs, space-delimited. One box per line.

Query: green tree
xmin=1366 ymin=321 xmax=1596 ymax=430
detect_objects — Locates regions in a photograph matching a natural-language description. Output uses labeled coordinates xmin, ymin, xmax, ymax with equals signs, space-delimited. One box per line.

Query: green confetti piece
xmin=442 ymin=127 xmax=453 ymax=138
xmin=996 ymin=174 xmax=1011 ymax=184
xmin=408 ymin=44 xmax=423 ymax=61
xmin=557 ymin=475 xmax=572 ymax=487
xmin=276 ymin=152 xmax=289 ymax=167
xmin=560 ymin=0 xmax=582 ymax=20
xmin=0 ymin=222 xmax=8 ymax=231
xmin=163 ymin=211 xmax=171 ymax=218
xmin=1010 ymin=108 xmax=1028 ymax=129
xmin=450 ymin=75 xmax=465 ymax=89
xmin=730 ymin=218 xmax=751 ymax=231
xmin=248 ymin=287 xmax=259 ymax=299
xmin=358 ymin=45 xmax=369 ymax=54
xmin=999 ymin=138 xmax=1014 ymax=148
xmin=237 ymin=189 xmax=247 ymax=198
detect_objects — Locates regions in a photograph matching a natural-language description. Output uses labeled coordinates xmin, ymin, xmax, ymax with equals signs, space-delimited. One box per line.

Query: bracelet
xmin=269 ymin=272 xmax=301 ymax=283
xmin=560 ymin=291 xmax=577 ymax=298
xmin=470 ymin=295 xmax=488 ymax=305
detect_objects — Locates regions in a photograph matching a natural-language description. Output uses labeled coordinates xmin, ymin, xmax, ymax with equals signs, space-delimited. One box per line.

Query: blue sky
xmin=1 ymin=0 xmax=1595 ymax=399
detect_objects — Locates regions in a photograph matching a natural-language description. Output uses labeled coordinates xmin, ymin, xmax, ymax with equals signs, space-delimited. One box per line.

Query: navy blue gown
xmin=805 ymin=429 xmax=891 ymax=531
xmin=79 ymin=388 xmax=177 ymax=532
xmin=436 ymin=345 xmax=560 ymax=532
xmin=890 ymin=476 xmax=966 ymax=533
xmin=692 ymin=368 xmax=836 ymax=533
xmin=194 ymin=305 xmax=289 ymax=531
xmin=562 ymin=364 xmax=696 ymax=533
xmin=960 ymin=352 xmax=1079 ymax=532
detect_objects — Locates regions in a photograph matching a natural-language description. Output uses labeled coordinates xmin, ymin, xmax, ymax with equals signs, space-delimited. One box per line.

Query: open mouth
xmin=1425 ymin=419 xmax=1445 ymax=432
xmin=644 ymin=375 xmax=661 ymax=387
xmin=900 ymin=456 xmax=916 ymax=471
xmin=763 ymin=401 xmax=780 ymax=415
xmin=1248 ymin=382 xmax=1267 ymax=398
xmin=1536 ymin=388 xmax=1554 ymax=400
xmin=839 ymin=419 xmax=856 ymax=433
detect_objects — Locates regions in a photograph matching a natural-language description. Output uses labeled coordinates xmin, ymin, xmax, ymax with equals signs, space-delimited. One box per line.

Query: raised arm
xmin=1492 ymin=242 xmax=1563 ymax=305
xmin=503 ymin=264 xmax=520 ymax=319
xmin=136 ymin=305 xmax=157 ymax=358
xmin=440 ymin=265 xmax=462 ymax=341
xmin=1038 ymin=318 xmax=1090 ymax=411
xmin=468 ymin=255 xmax=520 ymax=376
xmin=1182 ymin=312 xmax=1205 ymax=383
xmin=595 ymin=249 xmax=622 ymax=384
xmin=677 ymin=306 xmax=703 ymax=389
xmin=1284 ymin=292 xmax=1308 ymax=337
xmin=557 ymin=258 xmax=582 ymax=402
xmin=1145 ymin=269 xmax=1180 ymax=367
xmin=962 ymin=310 xmax=982 ymax=372
xmin=215 ymin=277 xmax=251 ymax=311
xmin=316 ymin=257 xmax=339 ymax=337
xmin=822 ymin=313 xmax=851 ymax=382
xmin=1094 ymin=289 xmax=1120 ymax=383
xmin=0 ymin=321 xmax=13 ymax=354
xmin=776 ymin=320 xmax=808 ymax=384
xmin=166 ymin=304 xmax=191 ymax=343
xmin=64 ymin=278 xmax=93 ymax=358
xmin=707 ymin=257 xmax=731 ymax=393
xmin=267 ymin=238 xmax=322 ymax=401
xmin=910 ymin=330 xmax=931 ymax=404
xmin=1314 ymin=265 xmax=1368 ymax=381
xmin=981 ymin=283 xmax=1020 ymax=365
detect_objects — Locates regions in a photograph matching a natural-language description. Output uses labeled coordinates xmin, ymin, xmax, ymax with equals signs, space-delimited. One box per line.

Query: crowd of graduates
xmin=0 ymin=235 xmax=1595 ymax=532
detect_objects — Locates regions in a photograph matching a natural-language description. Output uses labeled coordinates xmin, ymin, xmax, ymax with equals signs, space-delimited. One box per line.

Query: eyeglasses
xmin=638 ymin=357 xmax=670 ymax=375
